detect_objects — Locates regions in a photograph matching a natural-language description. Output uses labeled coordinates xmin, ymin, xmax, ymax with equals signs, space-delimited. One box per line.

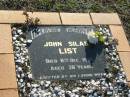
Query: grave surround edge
xmin=118 ymin=52 xmax=130 ymax=82
xmin=0 ymin=10 xmax=62 ymax=24
xmin=0 ymin=24 xmax=13 ymax=54
xmin=90 ymin=13 xmax=122 ymax=25
xmin=60 ymin=12 xmax=92 ymax=25
xmin=109 ymin=25 xmax=130 ymax=52
xmin=0 ymin=89 xmax=19 ymax=97
xmin=0 ymin=10 xmax=130 ymax=97
xmin=0 ymin=54 xmax=17 ymax=89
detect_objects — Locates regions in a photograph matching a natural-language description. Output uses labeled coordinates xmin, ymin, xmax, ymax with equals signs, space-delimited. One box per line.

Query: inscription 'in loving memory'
xmin=30 ymin=26 xmax=94 ymax=39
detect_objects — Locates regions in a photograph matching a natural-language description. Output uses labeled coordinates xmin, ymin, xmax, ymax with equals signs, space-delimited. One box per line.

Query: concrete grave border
xmin=0 ymin=10 xmax=130 ymax=97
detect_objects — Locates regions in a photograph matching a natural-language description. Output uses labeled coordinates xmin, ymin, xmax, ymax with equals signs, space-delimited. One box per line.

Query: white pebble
xmin=28 ymin=74 xmax=32 ymax=78
xmin=27 ymin=39 xmax=32 ymax=43
xmin=18 ymin=67 xmax=22 ymax=71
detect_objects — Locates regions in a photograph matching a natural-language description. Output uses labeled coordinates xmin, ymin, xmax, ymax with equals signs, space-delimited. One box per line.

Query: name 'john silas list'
xmin=43 ymin=41 xmax=89 ymax=54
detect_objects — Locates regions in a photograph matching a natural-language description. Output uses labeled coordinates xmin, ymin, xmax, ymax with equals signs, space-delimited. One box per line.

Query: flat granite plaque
xmin=27 ymin=26 xmax=106 ymax=80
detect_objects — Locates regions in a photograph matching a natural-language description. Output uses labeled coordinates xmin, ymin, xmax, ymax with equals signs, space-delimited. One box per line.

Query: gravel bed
xmin=12 ymin=25 xmax=130 ymax=97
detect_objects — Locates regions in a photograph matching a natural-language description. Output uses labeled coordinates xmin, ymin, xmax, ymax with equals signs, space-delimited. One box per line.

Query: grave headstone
xmin=27 ymin=26 xmax=106 ymax=80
